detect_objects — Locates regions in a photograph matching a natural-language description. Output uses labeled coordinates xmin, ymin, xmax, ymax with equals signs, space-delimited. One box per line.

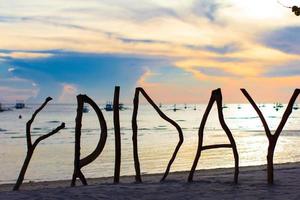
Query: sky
xmin=0 ymin=0 xmax=300 ymax=103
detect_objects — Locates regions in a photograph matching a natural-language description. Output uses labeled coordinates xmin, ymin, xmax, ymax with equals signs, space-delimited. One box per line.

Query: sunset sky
xmin=1 ymin=0 xmax=300 ymax=103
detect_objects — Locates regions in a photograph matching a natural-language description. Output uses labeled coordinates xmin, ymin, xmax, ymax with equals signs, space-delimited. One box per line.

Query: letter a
xmin=188 ymin=88 xmax=239 ymax=183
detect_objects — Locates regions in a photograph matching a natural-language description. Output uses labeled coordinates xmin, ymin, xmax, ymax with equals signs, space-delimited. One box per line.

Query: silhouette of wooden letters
xmin=241 ymin=88 xmax=300 ymax=184
xmin=188 ymin=88 xmax=239 ymax=183
xmin=113 ymin=86 xmax=121 ymax=183
xmin=132 ymin=87 xmax=184 ymax=182
xmin=71 ymin=94 xmax=107 ymax=186
xmin=13 ymin=97 xmax=65 ymax=191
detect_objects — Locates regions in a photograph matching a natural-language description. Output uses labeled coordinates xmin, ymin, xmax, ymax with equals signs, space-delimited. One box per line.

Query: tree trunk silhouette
xmin=71 ymin=94 xmax=107 ymax=186
xmin=188 ymin=89 xmax=239 ymax=183
xmin=13 ymin=97 xmax=65 ymax=191
xmin=113 ymin=86 xmax=121 ymax=183
xmin=131 ymin=87 xmax=184 ymax=183
xmin=241 ymin=88 xmax=300 ymax=184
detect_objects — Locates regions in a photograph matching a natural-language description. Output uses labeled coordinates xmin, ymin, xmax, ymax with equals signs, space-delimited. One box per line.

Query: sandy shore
xmin=0 ymin=162 xmax=300 ymax=199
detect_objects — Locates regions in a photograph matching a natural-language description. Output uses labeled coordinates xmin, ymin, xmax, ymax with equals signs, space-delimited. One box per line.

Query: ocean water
xmin=0 ymin=103 xmax=300 ymax=184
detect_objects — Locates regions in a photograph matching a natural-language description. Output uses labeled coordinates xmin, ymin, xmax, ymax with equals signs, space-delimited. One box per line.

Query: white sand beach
xmin=0 ymin=162 xmax=300 ymax=199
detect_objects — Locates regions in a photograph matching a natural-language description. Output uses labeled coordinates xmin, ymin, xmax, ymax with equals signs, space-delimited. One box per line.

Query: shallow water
xmin=0 ymin=103 xmax=300 ymax=184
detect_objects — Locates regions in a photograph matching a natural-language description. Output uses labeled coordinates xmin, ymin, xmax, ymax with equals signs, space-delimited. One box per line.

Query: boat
xmin=237 ymin=105 xmax=241 ymax=109
xmin=159 ymin=103 xmax=162 ymax=108
xmin=184 ymin=104 xmax=187 ymax=109
xmin=104 ymin=102 xmax=113 ymax=111
xmin=83 ymin=105 xmax=90 ymax=113
xmin=15 ymin=101 xmax=25 ymax=109
xmin=104 ymin=101 xmax=127 ymax=111
xmin=222 ymin=104 xmax=228 ymax=109
xmin=119 ymin=103 xmax=126 ymax=111
xmin=194 ymin=105 xmax=196 ymax=110
xmin=293 ymin=104 xmax=299 ymax=110
xmin=274 ymin=102 xmax=283 ymax=111
xmin=0 ymin=103 xmax=13 ymax=112
xmin=173 ymin=104 xmax=179 ymax=112
xmin=277 ymin=103 xmax=283 ymax=108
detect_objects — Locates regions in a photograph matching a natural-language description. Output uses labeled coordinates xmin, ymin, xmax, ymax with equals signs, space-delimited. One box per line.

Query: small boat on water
xmin=273 ymin=102 xmax=283 ymax=111
xmin=15 ymin=101 xmax=25 ymax=109
xmin=0 ymin=103 xmax=13 ymax=112
xmin=104 ymin=102 xmax=126 ymax=111
xmin=105 ymin=102 xmax=113 ymax=111
xmin=83 ymin=105 xmax=90 ymax=113
xmin=277 ymin=103 xmax=283 ymax=108
xmin=173 ymin=104 xmax=179 ymax=112
xmin=237 ymin=105 xmax=241 ymax=109
xmin=194 ymin=105 xmax=196 ymax=110
xmin=222 ymin=104 xmax=228 ymax=109
xmin=293 ymin=104 xmax=299 ymax=110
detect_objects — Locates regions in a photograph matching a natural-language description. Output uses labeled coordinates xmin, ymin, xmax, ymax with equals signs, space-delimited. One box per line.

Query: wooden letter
xmin=13 ymin=97 xmax=65 ymax=191
xmin=132 ymin=87 xmax=184 ymax=182
xmin=113 ymin=86 xmax=121 ymax=183
xmin=188 ymin=89 xmax=239 ymax=183
xmin=71 ymin=94 xmax=107 ymax=186
xmin=241 ymin=88 xmax=300 ymax=184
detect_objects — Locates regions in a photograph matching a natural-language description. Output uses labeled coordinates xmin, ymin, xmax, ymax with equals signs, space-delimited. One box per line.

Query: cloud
xmin=117 ymin=37 xmax=169 ymax=45
xmin=58 ymin=83 xmax=78 ymax=103
xmin=0 ymin=51 xmax=53 ymax=59
xmin=8 ymin=67 xmax=15 ymax=72
xmin=186 ymin=43 xmax=241 ymax=54
xmin=192 ymin=0 xmax=223 ymax=21
xmin=2 ymin=51 xmax=171 ymax=102
xmin=0 ymin=86 xmax=38 ymax=102
xmin=263 ymin=61 xmax=300 ymax=77
xmin=261 ymin=26 xmax=300 ymax=54
xmin=197 ymin=67 xmax=237 ymax=77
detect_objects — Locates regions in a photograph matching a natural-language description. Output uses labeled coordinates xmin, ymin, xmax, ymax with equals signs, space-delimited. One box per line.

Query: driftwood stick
xmin=113 ymin=86 xmax=121 ymax=183
xmin=215 ymin=89 xmax=239 ymax=183
xmin=131 ymin=87 xmax=184 ymax=182
xmin=26 ymin=97 xmax=52 ymax=149
xmin=132 ymin=89 xmax=142 ymax=183
xmin=188 ymin=90 xmax=215 ymax=182
xmin=241 ymin=88 xmax=300 ymax=184
xmin=138 ymin=88 xmax=184 ymax=182
xmin=71 ymin=94 xmax=107 ymax=186
xmin=240 ymin=90 xmax=272 ymax=138
xmin=188 ymin=89 xmax=239 ymax=183
xmin=13 ymin=97 xmax=65 ymax=191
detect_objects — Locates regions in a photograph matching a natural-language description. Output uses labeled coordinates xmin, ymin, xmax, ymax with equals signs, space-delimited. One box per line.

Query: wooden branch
xmin=131 ymin=87 xmax=184 ymax=182
xmin=132 ymin=89 xmax=142 ymax=183
xmin=241 ymin=88 xmax=300 ymax=184
xmin=33 ymin=123 xmax=65 ymax=148
xmin=215 ymin=89 xmax=239 ymax=183
xmin=188 ymin=90 xmax=215 ymax=182
xmin=113 ymin=86 xmax=121 ymax=183
xmin=13 ymin=97 xmax=65 ymax=191
xmin=26 ymin=97 xmax=52 ymax=149
xmin=202 ymin=144 xmax=232 ymax=151
xmin=188 ymin=88 xmax=239 ymax=183
xmin=241 ymin=89 xmax=271 ymax=138
xmin=274 ymin=89 xmax=300 ymax=138
xmin=139 ymin=88 xmax=184 ymax=182
xmin=71 ymin=94 xmax=107 ymax=186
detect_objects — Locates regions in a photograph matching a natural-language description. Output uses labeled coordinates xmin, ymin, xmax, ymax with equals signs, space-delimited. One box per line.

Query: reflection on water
xmin=0 ymin=103 xmax=299 ymax=183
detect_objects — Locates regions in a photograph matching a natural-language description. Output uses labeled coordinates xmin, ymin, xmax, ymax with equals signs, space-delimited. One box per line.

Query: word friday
xmin=13 ymin=87 xmax=300 ymax=191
